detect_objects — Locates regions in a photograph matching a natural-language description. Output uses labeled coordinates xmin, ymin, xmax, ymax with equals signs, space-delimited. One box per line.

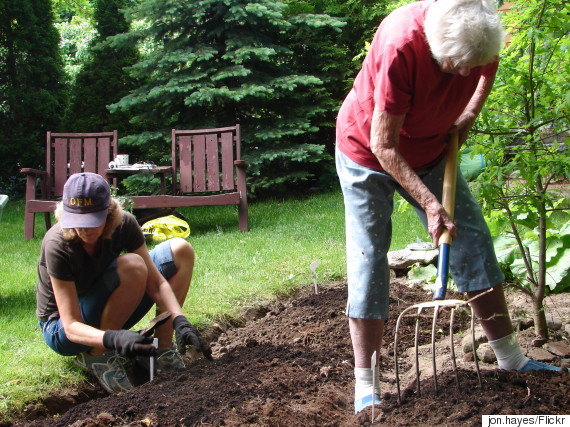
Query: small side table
xmin=105 ymin=165 xmax=173 ymax=195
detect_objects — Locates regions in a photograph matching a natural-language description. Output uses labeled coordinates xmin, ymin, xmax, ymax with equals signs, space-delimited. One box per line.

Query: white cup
xmin=115 ymin=154 xmax=129 ymax=166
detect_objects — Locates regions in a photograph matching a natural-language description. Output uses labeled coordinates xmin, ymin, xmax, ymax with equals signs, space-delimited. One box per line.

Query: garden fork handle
xmin=433 ymin=132 xmax=459 ymax=300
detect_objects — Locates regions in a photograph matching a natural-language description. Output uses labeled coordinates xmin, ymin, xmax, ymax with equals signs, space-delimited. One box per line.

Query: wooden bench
xmin=21 ymin=131 xmax=118 ymax=239
xmin=129 ymin=125 xmax=249 ymax=232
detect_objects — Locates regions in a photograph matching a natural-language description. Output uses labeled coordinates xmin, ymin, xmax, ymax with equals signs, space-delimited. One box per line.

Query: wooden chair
xmin=130 ymin=125 xmax=249 ymax=232
xmin=21 ymin=131 xmax=118 ymax=239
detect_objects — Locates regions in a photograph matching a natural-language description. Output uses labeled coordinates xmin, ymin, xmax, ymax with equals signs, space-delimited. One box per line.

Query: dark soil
xmin=8 ymin=280 xmax=570 ymax=427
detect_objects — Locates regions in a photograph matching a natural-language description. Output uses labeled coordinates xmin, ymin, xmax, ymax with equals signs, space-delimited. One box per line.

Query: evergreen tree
xmin=0 ymin=0 xmax=67 ymax=193
xmin=287 ymin=0 xmax=388 ymax=93
xmin=63 ymin=0 xmax=140 ymax=136
xmin=110 ymin=0 xmax=345 ymax=195
xmin=281 ymin=0 xmax=389 ymax=185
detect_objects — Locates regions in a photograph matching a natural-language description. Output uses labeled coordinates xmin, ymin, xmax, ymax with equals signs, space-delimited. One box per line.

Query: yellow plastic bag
xmin=141 ymin=215 xmax=190 ymax=242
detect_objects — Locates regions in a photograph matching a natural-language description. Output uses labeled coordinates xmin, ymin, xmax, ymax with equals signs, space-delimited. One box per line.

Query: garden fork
xmin=393 ymin=132 xmax=482 ymax=403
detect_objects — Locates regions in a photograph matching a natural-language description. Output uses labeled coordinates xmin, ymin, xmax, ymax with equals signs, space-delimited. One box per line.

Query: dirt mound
xmin=9 ymin=280 xmax=569 ymax=427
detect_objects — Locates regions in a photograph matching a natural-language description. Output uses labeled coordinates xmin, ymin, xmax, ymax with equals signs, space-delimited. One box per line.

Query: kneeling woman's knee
xmin=117 ymin=253 xmax=148 ymax=288
xmin=170 ymin=237 xmax=195 ymax=264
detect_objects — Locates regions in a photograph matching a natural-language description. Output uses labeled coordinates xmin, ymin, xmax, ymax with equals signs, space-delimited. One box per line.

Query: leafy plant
xmin=408 ymin=262 xmax=437 ymax=286
xmin=62 ymin=0 xmax=142 ymax=136
xmin=119 ymin=173 xmax=165 ymax=197
xmin=490 ymin=209 xmax=570 ymax=293
xmin=472 ymin=0 xmax=570 ymax=340
xmin=110 ymin=185 xmax=134 ymax=212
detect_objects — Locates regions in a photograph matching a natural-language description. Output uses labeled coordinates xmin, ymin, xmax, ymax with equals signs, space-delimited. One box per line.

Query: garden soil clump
xmin=11 ymin=280 xmax=570 ymax=426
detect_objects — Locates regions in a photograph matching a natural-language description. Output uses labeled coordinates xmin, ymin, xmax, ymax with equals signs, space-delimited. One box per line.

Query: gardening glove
xmin=103 ymin=330 xmax=157 ymax=358
xmin=172 ymin=315 xmax=213 ymax=361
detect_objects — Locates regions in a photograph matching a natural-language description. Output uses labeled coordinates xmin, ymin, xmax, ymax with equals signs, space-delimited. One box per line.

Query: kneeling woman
xmin=36 ymin=172 xmax=211 ymax=393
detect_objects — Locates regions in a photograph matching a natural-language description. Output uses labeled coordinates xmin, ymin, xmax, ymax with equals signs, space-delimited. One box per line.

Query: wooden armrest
xmin=20 ymin=168 xmax=47 ymax=176
xmin=153 ymin=166 xmax=173 ymax=175
xmin=234 ymin=160 xmax=249 ymax=168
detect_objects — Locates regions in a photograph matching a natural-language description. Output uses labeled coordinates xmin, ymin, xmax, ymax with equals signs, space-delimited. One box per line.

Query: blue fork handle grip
xmin=433 ymin=243 xmax=450 ymax=300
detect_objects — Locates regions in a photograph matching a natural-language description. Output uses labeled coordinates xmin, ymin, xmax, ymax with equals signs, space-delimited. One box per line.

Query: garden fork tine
xmin=394 ymin=132 xmax=481 ymax=403
xmin=394 ymin=290 xmax=491 ymax=403
xmin=394 ymin=298 xmax=468 ymax=403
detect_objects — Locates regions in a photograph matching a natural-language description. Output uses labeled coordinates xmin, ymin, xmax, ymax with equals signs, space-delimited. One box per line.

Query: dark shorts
xmin=39 ymin=240 xmax=178 ymax=356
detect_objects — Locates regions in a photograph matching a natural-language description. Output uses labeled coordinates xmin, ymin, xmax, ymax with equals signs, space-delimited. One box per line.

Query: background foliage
xmin=108 ymin=0 xmax=350 ymax=197
xmin=0 ymin=0 xmax=393 ymax=197
xmin=0 ymin=0 xmax=67 ymax=195
xmin=472 ymin=0 xmax=570 ymax=338
xmin=62 ymin=0 xmax=142 ymax=136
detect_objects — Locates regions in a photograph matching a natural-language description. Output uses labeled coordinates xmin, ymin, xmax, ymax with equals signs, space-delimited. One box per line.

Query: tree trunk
xmin=533 ymin=176 xmax=549 ymax=341
xmin=531 ymin=298 xmax=549 ymax=341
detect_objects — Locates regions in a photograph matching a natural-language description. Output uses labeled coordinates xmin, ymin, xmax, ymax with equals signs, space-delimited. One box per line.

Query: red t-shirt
xmin=336 ymin=0 xmax=498 ymax=171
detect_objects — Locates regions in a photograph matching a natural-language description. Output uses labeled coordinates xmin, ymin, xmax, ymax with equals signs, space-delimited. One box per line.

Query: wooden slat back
xmin=53 ymin=138 xmax=68 ymax=197
xmin=69 ymin=139 xmax=83 ymax=175
xmin=178 ymin=136 xmax=193 ymax=193
xmin=206 ymin=134 xmax=220 ymax=192
xmin=193 ymin=135 xmax=206 ymax=192
xmin=220 ymin=131 xmax=235 ymax=190
xmin=173 ymin=126 xmax=241 ymax=195
xmin=83 ymin=138 xmax=97 ymax=172
xmin=47 ymin=131 xmax=118 ymax=197
xmin=96 ymin=137 xmax=111 ymax=174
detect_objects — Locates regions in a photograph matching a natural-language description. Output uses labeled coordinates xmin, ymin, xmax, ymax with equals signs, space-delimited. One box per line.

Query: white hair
xmin=424 ymin=0 xmax=505 ymax=67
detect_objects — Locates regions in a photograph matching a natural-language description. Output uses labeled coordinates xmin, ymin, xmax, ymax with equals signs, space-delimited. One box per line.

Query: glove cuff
xmin=102 ymin=330 xmax=117 ymax=350
xmin=172 ymin=315 xmax=187 ymax=329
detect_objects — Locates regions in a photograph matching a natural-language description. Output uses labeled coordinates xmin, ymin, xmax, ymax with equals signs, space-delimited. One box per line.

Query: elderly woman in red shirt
xmin=335 ymin=0 xmax=561 ymax=414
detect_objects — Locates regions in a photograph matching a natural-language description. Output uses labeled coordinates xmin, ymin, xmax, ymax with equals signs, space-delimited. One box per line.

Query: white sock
xmin=354 ymin=367 xmax=381 ymax=401
xmin=488 ymin=332 xmax=529 ymax=370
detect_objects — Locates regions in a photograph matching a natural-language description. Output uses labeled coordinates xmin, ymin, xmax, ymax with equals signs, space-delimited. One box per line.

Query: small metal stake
xmin=310 ymin=261 xmax=319 ymax=294
xmin=371 ymin=350 xmax=377 ymax=422
xmin=149 ymin=338 xmax=158 ymax=382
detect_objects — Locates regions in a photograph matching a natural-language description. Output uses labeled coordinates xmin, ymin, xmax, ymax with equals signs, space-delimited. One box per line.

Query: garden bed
xmin=9 ymin=280 xmax=569 ymax=426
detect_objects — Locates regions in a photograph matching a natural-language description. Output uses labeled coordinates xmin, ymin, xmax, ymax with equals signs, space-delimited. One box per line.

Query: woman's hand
xmin=103 ymin=330 xmax=157 ymax=357
xmin=172 ymin=315 xmax=213 ymax=361
xmin=425 ymin=200 xmax=456 ymax=247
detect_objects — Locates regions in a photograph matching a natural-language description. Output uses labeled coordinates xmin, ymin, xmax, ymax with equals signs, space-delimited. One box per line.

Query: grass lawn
xmin=0 ymin=190 xmax=428 ymax=419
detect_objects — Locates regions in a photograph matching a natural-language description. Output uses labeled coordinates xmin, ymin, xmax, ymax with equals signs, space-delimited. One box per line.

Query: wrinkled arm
xmin=453 ymin=74 xmax=496 ymax=146
xmin=370 ymin=106 xmax=455 ymax=246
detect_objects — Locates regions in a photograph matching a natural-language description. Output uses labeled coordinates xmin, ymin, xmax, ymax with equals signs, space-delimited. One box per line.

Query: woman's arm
xmin=454 ymin=73 xmax=496 ymax=145
xmin=131 ymin=243 xmax=184 ymax=317
xmin=370 ymin=106 xmax=456 ymax=246
xmin=51 ymin=277 xmax=105 ymax=349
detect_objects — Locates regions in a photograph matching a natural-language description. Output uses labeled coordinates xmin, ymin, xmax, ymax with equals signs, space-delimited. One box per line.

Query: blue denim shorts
xmin=39 ymin=240 xmax=178 ymax=356
xmin=336 ymin=148 xmax=504 ymax=320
